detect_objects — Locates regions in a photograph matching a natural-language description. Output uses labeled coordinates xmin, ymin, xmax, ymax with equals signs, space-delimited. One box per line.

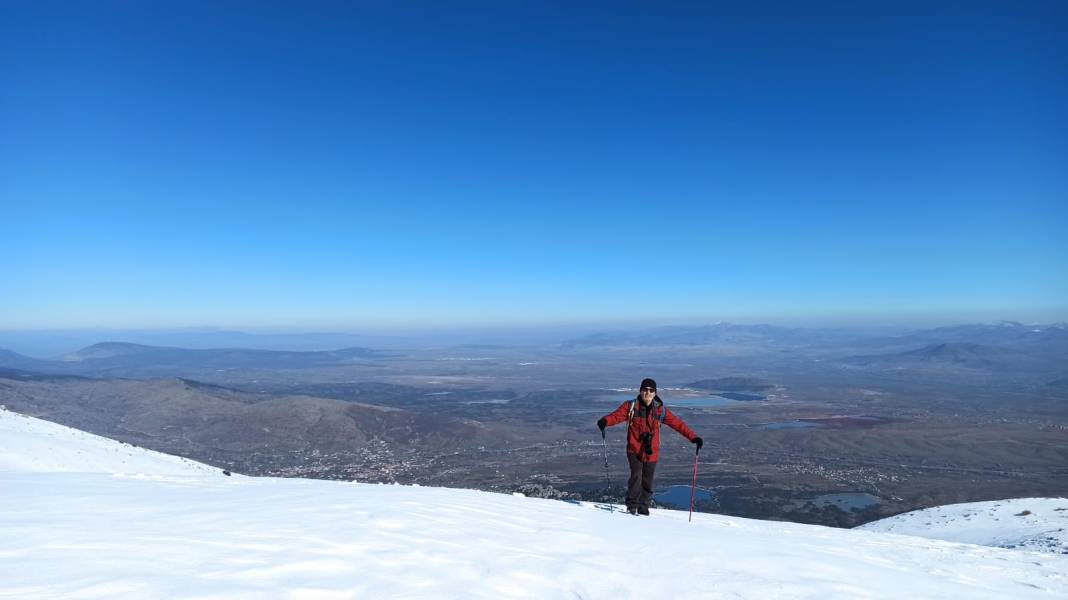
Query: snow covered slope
xmin=1 ymin=409 xmax=1066 ymax=599
xmin=858 ymin=497 xmax=1068 ymax=555
xmin=0 ymin=407 xmax=220 ymax=475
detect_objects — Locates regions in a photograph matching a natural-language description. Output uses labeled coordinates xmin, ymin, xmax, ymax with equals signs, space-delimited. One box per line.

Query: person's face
xmin=640 ymin=386 xmax=656 ymax=405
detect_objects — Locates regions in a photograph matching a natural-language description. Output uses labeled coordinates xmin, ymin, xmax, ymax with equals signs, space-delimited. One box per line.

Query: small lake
xmin=653 ymin=485 xmax=716 ymax=509
xmin=715 ymin=392 xmax=767 ymax=401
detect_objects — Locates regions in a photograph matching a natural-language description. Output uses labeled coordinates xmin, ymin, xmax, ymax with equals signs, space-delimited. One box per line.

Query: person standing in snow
xmin=597 ymin=378 xmax=702 ymax=515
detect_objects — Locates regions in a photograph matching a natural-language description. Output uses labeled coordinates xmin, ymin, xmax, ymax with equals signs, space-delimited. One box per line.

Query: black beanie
xmin=640 ymin=378 xmax=657 ymax=390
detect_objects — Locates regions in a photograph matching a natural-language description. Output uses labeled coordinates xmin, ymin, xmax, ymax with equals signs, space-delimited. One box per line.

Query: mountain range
xmin=0 ymin=341 xmax=389 ymax=377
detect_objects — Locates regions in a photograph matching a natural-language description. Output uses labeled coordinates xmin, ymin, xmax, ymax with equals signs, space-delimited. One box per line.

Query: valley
xmin=1 ymin=321 xmax=1065 ymax=528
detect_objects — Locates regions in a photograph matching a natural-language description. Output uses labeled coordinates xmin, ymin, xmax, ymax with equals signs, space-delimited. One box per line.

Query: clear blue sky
xmin=2 ymin=1 xmax=1066 ymax=329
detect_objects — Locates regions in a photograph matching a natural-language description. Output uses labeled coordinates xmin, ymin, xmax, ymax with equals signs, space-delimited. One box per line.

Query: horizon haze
xmin=2 ymin=316 xmax=1067 ymax=358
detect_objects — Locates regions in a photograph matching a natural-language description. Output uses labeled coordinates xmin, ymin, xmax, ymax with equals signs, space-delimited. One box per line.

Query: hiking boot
xmin=637 ymin=507 xmax=650 ymax=516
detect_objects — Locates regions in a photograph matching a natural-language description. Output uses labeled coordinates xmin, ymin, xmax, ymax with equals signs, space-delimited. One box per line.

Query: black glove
xmin=597 ymin=417 xmax=607 ymax=432
xmin=692 ymin=437 xmax=703 ymax=451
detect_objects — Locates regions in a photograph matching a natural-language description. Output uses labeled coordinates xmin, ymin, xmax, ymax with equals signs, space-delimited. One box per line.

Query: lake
xmin=715 ymin=392 xmax=767 ymax=401
xmin=653 ymin=485 xmax=716 ymax=509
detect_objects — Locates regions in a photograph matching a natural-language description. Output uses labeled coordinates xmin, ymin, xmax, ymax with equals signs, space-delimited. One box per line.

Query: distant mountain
xmin=39 ymin=342 xmax=390 ymax=376
xmin=561 ymin=323 xmax=810 ymax=348
xmin=899 ymin=342 xmax=1010 ymax=368
xmin=5 ymin=342 xmax=395 ymax=378
xmin=0 ymin=373 xmax=494 ymax=473
xmin=896 ymin=321 xmax=1068 ymax=348
xmin=0 ymin=349 xmax=53 ymax=371
xmin=842 ymin=342 xmax=1021 ymax=370
xmin=61 ymin=342 xmax=162 ymax=361
xmin=0 ymin=329 xmax=404 ymax=358
xmin=833 ymin=322 xmax=1068 ymax=378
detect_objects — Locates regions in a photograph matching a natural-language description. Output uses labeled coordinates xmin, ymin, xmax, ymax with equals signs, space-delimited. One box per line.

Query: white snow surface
xmin=0 ymin=408 xmax=220 ymax=475
xmin=859 ymin=497 xmax=1068 ymax=555
xmin=2 ymin=409 xmax=1067 ymax=599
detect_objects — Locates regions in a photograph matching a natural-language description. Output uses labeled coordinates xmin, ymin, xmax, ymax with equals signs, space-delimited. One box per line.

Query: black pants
xmin=626 ymin=453 xmax=657 ymax=510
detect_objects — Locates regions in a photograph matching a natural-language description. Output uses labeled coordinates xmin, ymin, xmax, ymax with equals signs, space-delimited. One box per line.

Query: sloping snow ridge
xmin=1 ymin=409 xmax=1066 ymax=599
xmin=858 ymin=497 xmax=1068 ymax=555
xmin=0 ymin=406 xmax=220 ymax=475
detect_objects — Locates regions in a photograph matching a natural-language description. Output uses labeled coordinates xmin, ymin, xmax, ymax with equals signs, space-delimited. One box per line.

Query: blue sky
xmin=2 ymin=2 xmax=1066 ymax=329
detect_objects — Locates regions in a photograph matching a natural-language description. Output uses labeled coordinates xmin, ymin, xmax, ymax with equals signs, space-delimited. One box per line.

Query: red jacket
xmin=602 ymin=396 xmax=698 ymax=462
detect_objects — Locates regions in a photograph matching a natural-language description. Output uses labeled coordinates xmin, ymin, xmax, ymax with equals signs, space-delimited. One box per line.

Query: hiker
xmin=597 ymin=378 xmax=702 ymax=515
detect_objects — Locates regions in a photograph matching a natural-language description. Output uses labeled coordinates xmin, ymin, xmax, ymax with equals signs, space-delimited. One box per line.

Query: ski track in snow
xmin=1 ymin=409 xmax=1067 ymax=599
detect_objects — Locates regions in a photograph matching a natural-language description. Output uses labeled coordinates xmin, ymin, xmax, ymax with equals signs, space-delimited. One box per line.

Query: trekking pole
xmin=600 ymin=429 xmax=612 ymax=490
xmin=688 ymin=445 xmax=700 ymax=522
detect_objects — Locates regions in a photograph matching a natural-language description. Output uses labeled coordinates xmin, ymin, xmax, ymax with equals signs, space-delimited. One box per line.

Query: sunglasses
xmin=640 ymin=387 xmax=657 ymax=393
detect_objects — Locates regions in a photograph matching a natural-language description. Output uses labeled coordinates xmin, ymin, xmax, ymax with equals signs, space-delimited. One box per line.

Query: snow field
xmin=1 ymin=408 xmax=1066 ymax=599
xmin=2 ymin=473 xmax=1067 ymax=599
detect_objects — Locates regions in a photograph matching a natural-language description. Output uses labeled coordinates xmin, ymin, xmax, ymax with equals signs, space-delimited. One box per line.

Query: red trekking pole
xmin=688 ymin=445 xmax=700 ymax=522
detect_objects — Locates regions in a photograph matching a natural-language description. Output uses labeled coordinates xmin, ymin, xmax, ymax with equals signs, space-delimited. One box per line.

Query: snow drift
xmin=859 ymin=497 xmax=1068 ymax=555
